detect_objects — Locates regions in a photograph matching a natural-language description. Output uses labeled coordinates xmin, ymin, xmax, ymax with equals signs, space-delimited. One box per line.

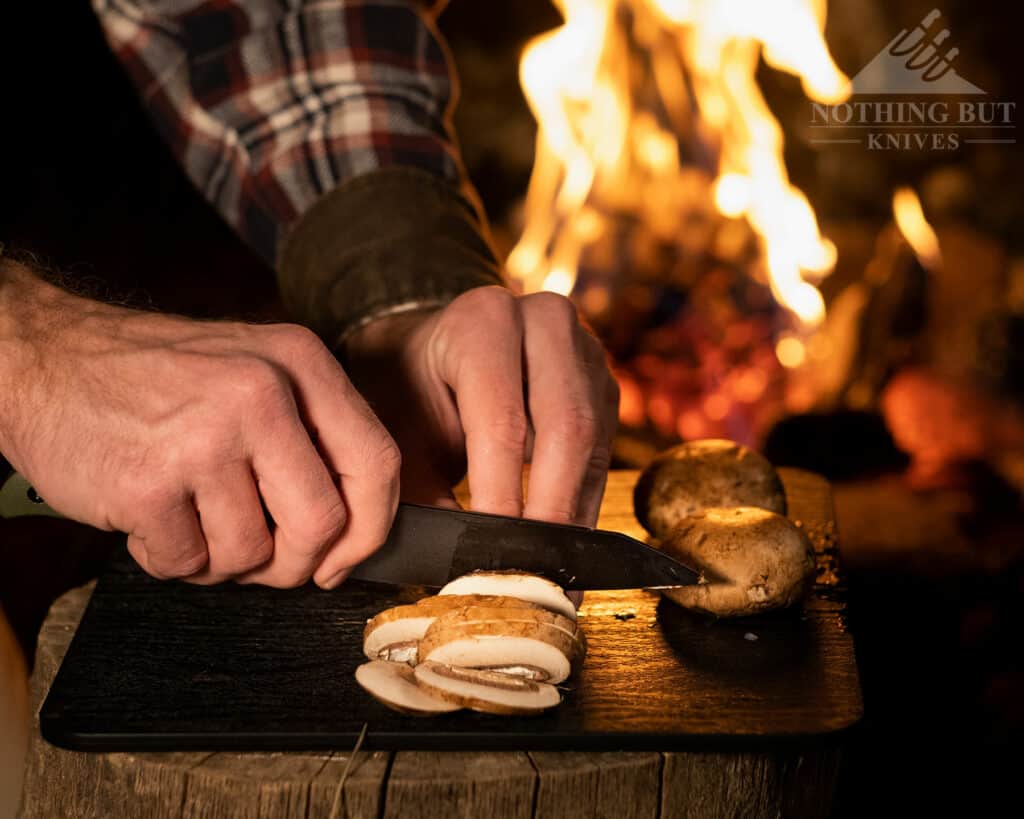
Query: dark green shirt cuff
xmin=276 ymin=167 xmax=505 ymax=346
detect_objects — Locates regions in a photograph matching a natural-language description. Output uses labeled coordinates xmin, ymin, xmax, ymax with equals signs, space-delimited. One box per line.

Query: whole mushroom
xmin=659 ymin=507 xmax=815 ymax=617
xmin=634 ymin=439 xmax=786 ymax=538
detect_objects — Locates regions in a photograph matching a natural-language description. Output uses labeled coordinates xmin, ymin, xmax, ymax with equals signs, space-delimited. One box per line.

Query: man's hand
xmin=0 ymin=263 xmax=399 ymax=589
xmin=345 ymin=286 xmax=619 ymax=527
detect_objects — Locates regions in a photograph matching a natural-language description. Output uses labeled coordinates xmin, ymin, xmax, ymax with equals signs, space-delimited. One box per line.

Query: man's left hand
xmin=344 ymin=286 xmax=619 ymax=527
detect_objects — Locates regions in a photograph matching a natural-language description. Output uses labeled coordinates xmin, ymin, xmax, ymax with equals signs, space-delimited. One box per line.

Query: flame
xmin=892 ymin=187 xmax=942 ymax=270
xmin=509 ymin=0 xmax=850 ymax=328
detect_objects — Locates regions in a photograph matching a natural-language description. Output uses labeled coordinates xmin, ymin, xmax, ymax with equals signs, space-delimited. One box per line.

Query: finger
xmin=188 ymin=463 xmax=274 ymax=584
xmin=436 ymin=288 xmax=528 ymax=516
xmin=262 ymin=326 xmax=400 ymax=588
xmin=576 ymin=369 xmax=619 ymax=527
xmin=575 ymin=454 xmax=612 ymax=527
xmin=129 ymin=497 xmax=208 ymax=580
xmin=125 ymin=536 xmax=151 ymax=575
xmin=520 ymin=293 xmax=613 ymax=525
xmin=239 ymin=396 xmax=347 ymax=588
xmin=309 ymin=427 xmax=401 ymax=589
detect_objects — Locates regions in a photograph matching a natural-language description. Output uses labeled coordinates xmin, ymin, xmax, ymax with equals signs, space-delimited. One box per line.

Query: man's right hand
xmin=0 ymin=261 xmax=400 ymax=589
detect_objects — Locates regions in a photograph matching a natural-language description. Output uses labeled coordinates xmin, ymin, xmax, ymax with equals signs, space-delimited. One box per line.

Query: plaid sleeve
xmin=92 ymin=0 xmax=465 ymax=266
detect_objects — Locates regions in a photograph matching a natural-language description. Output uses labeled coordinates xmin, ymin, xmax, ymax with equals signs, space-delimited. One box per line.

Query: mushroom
xmin=356 ymin=573 xmax=586 ymax=718
xmin=419 ymin=614 xmax=581 ymax=684
xmin=438 ymin=571 xmax=577 ymax=620
xmin=429 ymin=605 xmax=586 ymax=669
xmin=355 ymin=660 xmax=461 ymax=716
xmin=363 ymin=595 xmax=543 ymax=663
xmin=658 ymin=507 xmax=815 ymax=617
xmin=634 ymin=439 xmax=786 ymax=538
xmin=413 ymin=661 xmax=561 ymax=715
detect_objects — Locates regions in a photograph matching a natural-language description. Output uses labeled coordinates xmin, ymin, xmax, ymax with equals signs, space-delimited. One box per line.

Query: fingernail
xmin=320 ymin=568 xmax=349 ymax=590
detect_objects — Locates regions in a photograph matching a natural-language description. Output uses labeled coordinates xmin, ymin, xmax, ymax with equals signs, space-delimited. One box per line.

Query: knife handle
xmin=0 ymin=472 xmax=64 ymax=520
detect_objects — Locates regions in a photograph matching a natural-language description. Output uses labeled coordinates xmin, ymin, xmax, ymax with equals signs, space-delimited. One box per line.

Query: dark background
xmin=1 ymin=2 xmax=1021 ymax=816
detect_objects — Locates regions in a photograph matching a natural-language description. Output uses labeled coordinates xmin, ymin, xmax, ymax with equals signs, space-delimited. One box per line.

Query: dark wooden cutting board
xmin=39 ymin=469 xmax=861 ymax=752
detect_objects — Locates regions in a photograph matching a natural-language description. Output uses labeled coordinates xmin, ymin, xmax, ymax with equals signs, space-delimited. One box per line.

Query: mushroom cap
xmin=634 ymin=439 xmax=786 ymax=538
xmin=438 ymin=571 xmax=577 ymax=620
xmin=413 ymin=661 xmax=561 ymax=715
xmin=659 ymin=506 xmax=815 ymax=617
xmin=355 ymin=661 xmax=461 ymax=716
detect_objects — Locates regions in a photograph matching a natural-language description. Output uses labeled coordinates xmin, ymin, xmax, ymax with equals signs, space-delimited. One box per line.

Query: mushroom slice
xmin=431 ymin=606 xmax=586 ymax=662
xmin=413 ymin=661 xmax=560 ymax=715
xmin=419 ymin=619 xmax=579 ymax=684
xmin=355 ymin=661 xmax=461 ymax=716
xmin=414 ymin=594 xmax=545 ymax=612
xmin=363 ymin=609 xmax=435 ymax=663
xmin=363 ymin=596 xmax=544 ymax=662
xmin=438 ymin=572 xmax=577 ymax=621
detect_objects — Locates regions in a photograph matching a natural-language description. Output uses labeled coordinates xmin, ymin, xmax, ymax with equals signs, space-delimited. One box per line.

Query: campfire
xmin=504 ymin=0 xmax=851 ymax=456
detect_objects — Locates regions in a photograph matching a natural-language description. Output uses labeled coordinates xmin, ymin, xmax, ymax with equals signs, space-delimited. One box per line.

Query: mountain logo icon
xmin=850 ymin=8 xmax=985 ymax=95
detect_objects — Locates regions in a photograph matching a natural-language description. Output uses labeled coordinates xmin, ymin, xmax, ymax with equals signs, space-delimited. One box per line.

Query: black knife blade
xmin=349 ymin=502 xmax=701 ymax=591
xmin=0 ymin=473 xmax=700 ymax=591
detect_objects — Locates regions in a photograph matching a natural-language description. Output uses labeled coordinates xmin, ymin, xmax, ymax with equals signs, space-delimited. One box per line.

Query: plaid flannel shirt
xmin=93 ymin=0 xmax=502 ymax=342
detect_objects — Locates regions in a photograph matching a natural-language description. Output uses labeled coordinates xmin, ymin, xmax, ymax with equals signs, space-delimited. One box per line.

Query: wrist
xmin=343 ymin=306 xmax=440 ymax=368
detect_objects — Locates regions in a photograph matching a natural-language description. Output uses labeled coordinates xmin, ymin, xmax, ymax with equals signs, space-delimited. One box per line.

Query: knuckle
xmin=273 ymin=323 xmax=328 ymax=361
xmin=176 ymin=427 xmax=234 ymax=471
xmin=371 ymin=437 xmax=403 ymax=482
xmin=527 ymin=291 xmax=578 ymax=324
xmin=451 ymin=286 xmax=518 ymax=324
xmin=161 ymin=548 xmax=209 ymax=579
xmin=296 ymin=497 xmax=348 ymax=554
xmin=128 ymin=479 xmax=173 ymax=512
xmin=238 ymin=358 xmax=288 ymax=402
xmin=557 ymin=410 xmax=601 ymax=449
xmin=234 ymin=533 xmax=274 ymax=573
xmin=489 ymin=409 xmax=529 ymax=450
xmin=588 ymin=444 xmax=613 ymax=474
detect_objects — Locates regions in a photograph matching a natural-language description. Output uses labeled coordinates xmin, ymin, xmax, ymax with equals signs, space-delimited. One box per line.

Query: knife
xmin=0 ymin=470 xmax=700 ymax=590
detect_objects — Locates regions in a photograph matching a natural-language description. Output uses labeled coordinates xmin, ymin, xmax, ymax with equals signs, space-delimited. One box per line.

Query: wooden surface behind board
xmin=20 ymin=469 xmax=861 ymax=818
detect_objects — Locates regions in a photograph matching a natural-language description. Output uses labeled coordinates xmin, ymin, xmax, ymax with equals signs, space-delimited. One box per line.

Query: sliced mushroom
xmin=363 ymin=595 xmax=543 ymax=663
xmin=419 ymin=618 xmax=580 ymax=684
xmin=634 ymin=439 xmax=787 ymax=538
xmin=659 ymin=506 xmax=815 ymax=617
xmin=438 ymin=571 xmax=577 ymax=620
xmin=430 ymin=605 xmax=586 ymax=662
xmin=413 ymin=661 xmax=561 ymax=715
xmin=355 ymin=660 xmax=461 ymax=716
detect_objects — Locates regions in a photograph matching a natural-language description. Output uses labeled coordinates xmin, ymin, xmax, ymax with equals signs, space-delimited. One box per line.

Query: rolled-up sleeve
xmin=93 ymin=0 xmax=502 ymax=342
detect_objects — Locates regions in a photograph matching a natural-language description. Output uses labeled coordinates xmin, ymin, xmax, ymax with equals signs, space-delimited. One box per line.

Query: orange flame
xmin=893 ymin=187 xmax=942 ymax=270
xmin=508 ymin=0 xmax=850 ymax=328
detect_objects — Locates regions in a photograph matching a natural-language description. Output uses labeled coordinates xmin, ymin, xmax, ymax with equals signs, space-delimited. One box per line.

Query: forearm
xmin=0 ymin=260 xmax=101 ymax=474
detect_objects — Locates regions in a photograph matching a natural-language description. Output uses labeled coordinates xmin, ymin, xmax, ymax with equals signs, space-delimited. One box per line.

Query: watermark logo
xmin=810 ymin=8 xmax=1016 ymax=150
